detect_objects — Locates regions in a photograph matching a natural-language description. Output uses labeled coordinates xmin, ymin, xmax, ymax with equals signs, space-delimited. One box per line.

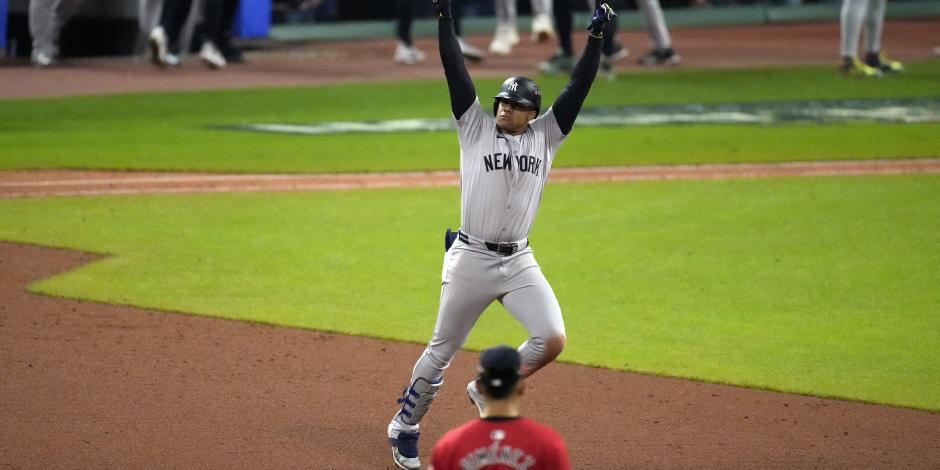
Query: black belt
xmin=457 ymin=231 xmax=522 ymax=256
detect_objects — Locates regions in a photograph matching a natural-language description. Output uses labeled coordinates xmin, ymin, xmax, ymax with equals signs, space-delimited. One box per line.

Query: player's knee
xmin=543 ymin=334 xmax=566 ymax=362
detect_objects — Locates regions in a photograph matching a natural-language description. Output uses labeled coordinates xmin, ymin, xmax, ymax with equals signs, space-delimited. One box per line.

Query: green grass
xmin=1 ymin=174 xmax=937 ymax=410
xmin=1 ymin=62 xmax=938 ymax=172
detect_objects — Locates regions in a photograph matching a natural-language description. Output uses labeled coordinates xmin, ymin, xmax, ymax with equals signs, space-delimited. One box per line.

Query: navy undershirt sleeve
xmin=551 ymin=36 xmax=602 ymax=135
xmin=439 ymin=17 xmax=476 ymax=120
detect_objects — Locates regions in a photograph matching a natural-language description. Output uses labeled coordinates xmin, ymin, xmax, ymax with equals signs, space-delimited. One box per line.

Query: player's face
xmin=496 ymin=99 xmax=536 ymax=135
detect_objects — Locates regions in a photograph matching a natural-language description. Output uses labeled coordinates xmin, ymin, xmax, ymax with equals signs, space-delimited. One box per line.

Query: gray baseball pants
xmin=29 ymin=0 xmax=84 ymax=57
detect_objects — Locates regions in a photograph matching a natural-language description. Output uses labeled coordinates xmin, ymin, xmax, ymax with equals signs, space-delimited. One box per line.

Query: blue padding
xmin=390 ymin=432 xmax=420 ymax=459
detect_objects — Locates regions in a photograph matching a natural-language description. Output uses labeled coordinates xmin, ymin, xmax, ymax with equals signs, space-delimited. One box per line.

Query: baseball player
xmin=489 ymin=0 xmax=556 ymax=56
xmin=28 ymin=0 xmax=86 ymax=67
xmin=839 ymin=0 xmax=904 ymax=77
xmin=428 ymin=345 xmax=571 ymax=470
xmin=386 ymin=1 xmax=616 ymax=469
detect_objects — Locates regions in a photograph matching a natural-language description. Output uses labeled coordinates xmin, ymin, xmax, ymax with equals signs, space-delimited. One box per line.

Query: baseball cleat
xmin=531 ymin=13 xmax=556 ymax=43
xmin=458 ymin=37 xmax=486 ymax=62
xmin=31 ymin=51 xmax=55 ymax=68
xmin=601 ymin=42 xmax=629 ymax=77
xmin=489 ymin=22 xmax=520 ymax=56
xmin=394 ymin=41 xmax=426 ymax=65
xmin=388 ymin=419 xmax=421 ymax=470
xmin=148 ymin=26 xmax=179 ymax=67
xmin=637 ymin=48 xmax=680 ymax=67
xmin=199 ymin=41 xmax=227 ymax=69
xmin=863 ymin=51 xmax=904 ymax=74
xmin=466 ymin=380 xmax=486 ymax=417
xmin=538 ymin=51 xmax=575 ymax=74
xmin=839 ymin=57 xmax=883 ymax=78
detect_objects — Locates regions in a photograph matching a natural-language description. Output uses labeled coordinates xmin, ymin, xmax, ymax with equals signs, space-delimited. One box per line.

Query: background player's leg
xmin=489 ymin=0 xmax=519 ymax=55
xmin=839 ymin=0 xmax=881 ymax=76
xmin=531 ymin=0 xmax=555 ymax=43
xmin=863 ymin=0 xmax=885 ymax=54
xmin=840 ymin=0 xmax=867 ymax=59
xmin=860 ymin=0 xmax=901 ymax=73
xmin=29 ymin=0 xmax=59 ymax=64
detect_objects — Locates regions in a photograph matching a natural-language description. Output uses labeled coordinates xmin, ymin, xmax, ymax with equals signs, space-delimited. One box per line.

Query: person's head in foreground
xmin=475 ymin=345 xmax=526 ymax=417
xmin=493 ymin=76 xmax=541 ymax=136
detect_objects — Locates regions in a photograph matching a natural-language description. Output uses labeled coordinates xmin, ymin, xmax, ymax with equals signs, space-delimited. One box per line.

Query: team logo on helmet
xmin=509 ymin=81 xmax=518 ymax=92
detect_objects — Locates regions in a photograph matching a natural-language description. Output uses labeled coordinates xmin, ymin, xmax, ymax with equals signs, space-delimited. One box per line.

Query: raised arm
xmin=551 ymin=2 xmax=617 ymax=135
xmin=434 ymin=0 xmax=476 ymax=119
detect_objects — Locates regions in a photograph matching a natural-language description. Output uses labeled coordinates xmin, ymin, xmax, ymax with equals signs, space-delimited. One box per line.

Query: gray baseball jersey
xmin=456 ymin=98 xmax=566 ymax=243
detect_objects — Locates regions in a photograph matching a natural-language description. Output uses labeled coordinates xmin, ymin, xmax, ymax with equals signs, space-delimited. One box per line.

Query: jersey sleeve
xmin=454 ymin=97 xmax=489 ymax=150
xmin=532 ymin=106 xmax=567 ymax=155
xmin=430 ymin=428 xmax=456 ymax=470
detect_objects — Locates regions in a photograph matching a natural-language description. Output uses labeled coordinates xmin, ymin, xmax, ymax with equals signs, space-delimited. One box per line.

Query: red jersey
xmin=429 ymin=417 xmax=571 ymax=470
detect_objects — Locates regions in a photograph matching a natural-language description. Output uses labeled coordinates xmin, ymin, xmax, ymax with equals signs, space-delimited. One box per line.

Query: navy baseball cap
xmin=478 ymin=345 xmax=522 ymax=398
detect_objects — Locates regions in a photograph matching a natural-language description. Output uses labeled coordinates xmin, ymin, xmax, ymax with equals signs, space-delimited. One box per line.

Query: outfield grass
xmin=1 ymin=174 xmax=937 ymax=410
xmin=1 ymin=62 xmax=938 ymax=172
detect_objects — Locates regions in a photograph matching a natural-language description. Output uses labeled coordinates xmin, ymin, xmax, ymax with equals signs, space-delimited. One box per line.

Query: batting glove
xmin=587 ymin=2 xmax=617 ymax=38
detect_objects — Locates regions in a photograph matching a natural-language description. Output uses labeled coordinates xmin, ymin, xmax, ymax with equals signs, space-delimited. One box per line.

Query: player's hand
xmin=432 ymin=0 xmax=452 ymax=19
xmin=587 ymin=2 xmax=617 ymax=38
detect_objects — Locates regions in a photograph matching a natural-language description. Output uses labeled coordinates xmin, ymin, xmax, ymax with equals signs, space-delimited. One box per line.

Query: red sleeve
xmin=545 ymin=427 xmax=572 ymax=470
xmin=430 ymin=430 xmax=455 ymax=470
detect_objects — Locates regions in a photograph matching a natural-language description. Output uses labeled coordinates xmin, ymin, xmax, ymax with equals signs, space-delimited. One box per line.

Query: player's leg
xmin=531 ymin=0 xmax=555 ymax=43
xmin=839 ymin=0 xmax=881 ymax=77
xmin=490 ymin=0 xmax=519 ymax=55
xmin=394 ymin=0 xmax=425 ymax=64
xmin=539 ymin=0 xmax=574 ymax=74
xmin=636 ymin=0 xmax=680 ymax=67
xmin=500 ymin=275 xmax=566 ymax=376
xmin=388 ymin=249 xmax=497 ymax=469
xmin=29 ymin=0 xmax=58 ymax=66
xmin=862 ymin=0 xmax=902 ymax=73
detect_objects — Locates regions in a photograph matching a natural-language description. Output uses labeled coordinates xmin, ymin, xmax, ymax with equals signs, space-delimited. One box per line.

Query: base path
xmin=2 ymin=158 xmax=939 ymax=198
xmin=1 ymin=242 xmax=938 ymax=468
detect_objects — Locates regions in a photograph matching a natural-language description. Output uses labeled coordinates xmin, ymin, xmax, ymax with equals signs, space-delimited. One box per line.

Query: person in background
xmin=149 ymin=0 xmax=230 ymax=68
xmin=488 ymin=0 xmax=555 ymax=56
xmin=200 ymin=0 xmax=243 ymax=64
xmin=395 ymin=0 xmax=485 ymax=65
xmin=839 ymin=0 xmax=903 ymax=77
xmin=538 ymin=0 xmax=626 ymax=75
xmin=428 ymin=346 xmax=572 ymax=470
xmin=28 ymin=0 xmax=85 ymax=67
xmin=540 ymin=0 xmax=677 ymax=75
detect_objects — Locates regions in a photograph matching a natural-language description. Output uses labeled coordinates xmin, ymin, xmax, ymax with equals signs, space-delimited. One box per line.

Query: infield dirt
xmin=2 ymin=242 xmax=939 ymax=468
xmin=2 ymin=18 xmax=939 ymax=469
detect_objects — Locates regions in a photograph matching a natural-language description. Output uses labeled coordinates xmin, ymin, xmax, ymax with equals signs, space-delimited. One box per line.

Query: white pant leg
xmin=494 ymin=0 xmax=516 ymax=25
xmin=531 ymin=0 xmax=552 ymax=17
xmin=864 ymin=0 xmax=886 ymax=54
xmin=841 ymin=0 xmax=870 ymax=58
xmin=638 ymin=0 xmax=672 ymax=50
xmin=409 ymin=245 xmax=499 ymax=389
xmin=29 ymin=0 xmax=59 ymax=55
xmin=499 ymin=251 xmax=565 ymax=376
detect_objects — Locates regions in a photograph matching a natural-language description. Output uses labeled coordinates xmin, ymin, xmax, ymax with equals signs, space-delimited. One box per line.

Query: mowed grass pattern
xmin=1 ymin=174 xmax=937 ymax=409
xmin=1 ymin=62 xmax=939 ymax=172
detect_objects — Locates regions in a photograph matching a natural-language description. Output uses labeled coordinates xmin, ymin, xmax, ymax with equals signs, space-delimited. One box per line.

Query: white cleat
xmin=458 ymin=37 xmax=486 ymax=62
xmin=388 ymin=417 xmax=421 ymax=470
xmin=394 ymin=41 xmax=426 ymax=65
xmin=489 ymin=22 xmax=520 ymax=56
xmin=199 ymin=41 xmax=227 ymax=69
xmin=531 ymin=13 xmax=555 ymax=43
xmin=148 ymin=26 xmax=179 ymax=67
xmin=466 ymin=380 xmax=485 ymax=417
xmin=31 ymin=51 xmax=55 ymax=68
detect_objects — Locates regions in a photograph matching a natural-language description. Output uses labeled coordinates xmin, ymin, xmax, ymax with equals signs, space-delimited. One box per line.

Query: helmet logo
xmin=508 ymin=81 xmax=518 ymax=92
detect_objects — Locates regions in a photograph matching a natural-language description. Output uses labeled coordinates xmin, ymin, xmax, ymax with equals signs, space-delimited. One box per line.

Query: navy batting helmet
xmin=493 ymin=76 xmax=541 ymax=116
